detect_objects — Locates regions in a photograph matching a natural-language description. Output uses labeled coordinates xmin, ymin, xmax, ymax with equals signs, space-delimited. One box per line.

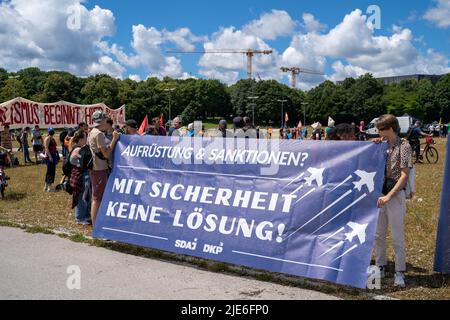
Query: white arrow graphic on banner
xmin=283 ymin=170 xmax=375 ymax=242
xmin=353 ymin=170 xmax=376 ymax=192
xmin=289 ymin=167 xmax=324 ymax=203
xmin=331 ymin=175 xmax=352 ymax=192
xmin=311 ymin=170 xmax=375 ymax=235
xmin=285 ymin=172 xmax=305 ymax=189
xmin=304 ymin=168 xmax=325 ymax=187
xmin=318 ymin=221 xmax=368 ymax=259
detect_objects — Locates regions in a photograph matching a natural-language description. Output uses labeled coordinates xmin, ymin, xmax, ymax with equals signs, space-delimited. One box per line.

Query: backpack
xmin=62 ymin=149 xmax=74 ymax=177
xmin=79 ymin=145 xmax=94 ymax=171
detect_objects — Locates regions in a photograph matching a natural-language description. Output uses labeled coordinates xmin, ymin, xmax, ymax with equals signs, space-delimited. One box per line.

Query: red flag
xmin=138 ymin=115 xmax=148 ymax=135
xmin=159 ymin=113 xmax=164 ymax=127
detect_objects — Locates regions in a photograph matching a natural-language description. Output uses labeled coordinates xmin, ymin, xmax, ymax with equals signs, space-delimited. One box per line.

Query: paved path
xmin=0 ymin=226 xmax=339 ymax=300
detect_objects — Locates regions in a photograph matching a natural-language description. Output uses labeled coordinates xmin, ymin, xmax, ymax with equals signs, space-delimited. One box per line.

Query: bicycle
xmin=415 ymin=136 xmax=439 ymax=164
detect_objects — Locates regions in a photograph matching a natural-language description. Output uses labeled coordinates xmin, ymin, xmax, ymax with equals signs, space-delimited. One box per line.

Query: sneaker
xmin=43 ymin=184 xmax=49 ymax=192
xmin=394 ymin=272 xmax=406 ymax=288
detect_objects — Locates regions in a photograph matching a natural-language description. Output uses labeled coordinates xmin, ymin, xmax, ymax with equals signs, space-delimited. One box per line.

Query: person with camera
xmin=373 ymin=114 xmax=413 ymax=288
xmin=88 ymin=111 xmax=120 ymax=226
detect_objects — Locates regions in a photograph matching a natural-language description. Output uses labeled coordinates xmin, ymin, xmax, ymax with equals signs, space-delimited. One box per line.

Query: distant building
xmin=337 ymin=74 xmax=447 ymax=85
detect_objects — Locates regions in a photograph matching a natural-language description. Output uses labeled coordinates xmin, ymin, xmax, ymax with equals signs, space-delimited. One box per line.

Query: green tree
xmin=16 ymin=67 xmax=47 ymax=100
xmin=436 ymin=74 xmax=450 ymax=122
xmin=81 ymin=75 xmax=120 ymax=107
xmin=306 ymin=80 xmax=338 ymax=123
xmin=0 ymin=78 xmax=26 ymax=101
xmin=41 ymin=72 xmax=82 ymax=102
xmin=345 ymin=74 xmax=385 ymax=122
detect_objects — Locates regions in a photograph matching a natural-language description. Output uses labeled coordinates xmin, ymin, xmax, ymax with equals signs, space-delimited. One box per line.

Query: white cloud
xmin=302 ymin=13 xmax=326 ymax=32
xmin=197 ymin=26 xmax=282 ymax=84
xmin=307 ymin=9 xmax=381 ymax=58
xmin=243 ymin=10 xmax=297 ymax=40
xmin=327 ymin=61 xmax=369 ymax=82
xmin=424 ymin=0 xmax=450 ymax=28
xmin=199 ymin=69 xmax=239 ymax=84
xmin=107 ymin=24 xmax=203 ymax=79
xmin=163 ymin=28 xmax=207 ymax=51
xmin=0 ymin=0 xmax=121 ymax=77
xmin=1 ymin=3 xmax=448 ymax=88
xmin=128 ymin=74 xmax=141 ymax=82
xmin=86 ymin=56 xmax=124 ymax=79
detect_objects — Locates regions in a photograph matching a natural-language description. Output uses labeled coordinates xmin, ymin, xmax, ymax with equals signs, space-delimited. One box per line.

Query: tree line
xmin=1 ymin=67 xmax=449 ymax=126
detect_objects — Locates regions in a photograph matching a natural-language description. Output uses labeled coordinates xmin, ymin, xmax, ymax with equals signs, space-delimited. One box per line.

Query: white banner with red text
xmin=0 ymin=97 xmax=126 ymax=129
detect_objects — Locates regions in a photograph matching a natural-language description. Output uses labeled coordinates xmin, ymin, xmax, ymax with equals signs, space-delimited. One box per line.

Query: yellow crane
xmin=280 ymin=67 xmax=324 ymax=89
xmin=167 ymin=49 xmax=273 ymax=80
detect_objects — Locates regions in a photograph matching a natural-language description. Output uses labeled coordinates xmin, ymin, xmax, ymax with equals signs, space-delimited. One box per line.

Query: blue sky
xmin=1 ymin=0 xmax=449 ymax=88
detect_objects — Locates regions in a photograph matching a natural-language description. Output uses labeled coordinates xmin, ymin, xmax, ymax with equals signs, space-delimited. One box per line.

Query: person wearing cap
xmin=168 ymin=117 xmax=183 ymax=137
xmin=43 ymin=128 xmax=60 ymax=192
xmin=88 ymin=111 xmax=120 ymax=226
xmin=124 ymin=119 xmax=139 ymax=135
xmin=187 ymin=123 xmax=195 ymax=137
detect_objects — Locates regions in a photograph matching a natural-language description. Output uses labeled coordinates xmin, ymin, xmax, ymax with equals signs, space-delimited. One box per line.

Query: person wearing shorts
xmin=88 ymin=111 xmax=120 ymax=226
xmin=31 ymin=125 xmax=44 ymax=163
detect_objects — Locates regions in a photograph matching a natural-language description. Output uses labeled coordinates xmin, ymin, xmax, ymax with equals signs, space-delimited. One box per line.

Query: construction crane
xmin=167 ymin=49 xmax=273 ymax=80
xmin=280 ymin=67 xmax=324 ymax=89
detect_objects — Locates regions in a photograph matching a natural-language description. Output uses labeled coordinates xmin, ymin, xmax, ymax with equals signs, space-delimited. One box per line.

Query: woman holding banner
xmin=374 ymin=114 xmax=413 ymax=288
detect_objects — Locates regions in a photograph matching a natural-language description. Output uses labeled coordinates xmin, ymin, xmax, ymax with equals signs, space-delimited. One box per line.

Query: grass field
xmin=0 ymin=135 xmax=448 ymax=300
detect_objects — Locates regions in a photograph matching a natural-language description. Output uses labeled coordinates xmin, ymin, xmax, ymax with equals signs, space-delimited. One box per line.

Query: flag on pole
xmin=285 ymin=112 xmax=289 ymax=124
xmin=328 ymin=117 xmax=336 ymax=128
xmin=138 ymin=115 xmax=148 ymax=136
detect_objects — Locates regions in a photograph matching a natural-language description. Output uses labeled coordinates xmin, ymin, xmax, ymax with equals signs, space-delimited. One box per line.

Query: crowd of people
xmin=1 ymin=111 xmax=448 ymax=288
